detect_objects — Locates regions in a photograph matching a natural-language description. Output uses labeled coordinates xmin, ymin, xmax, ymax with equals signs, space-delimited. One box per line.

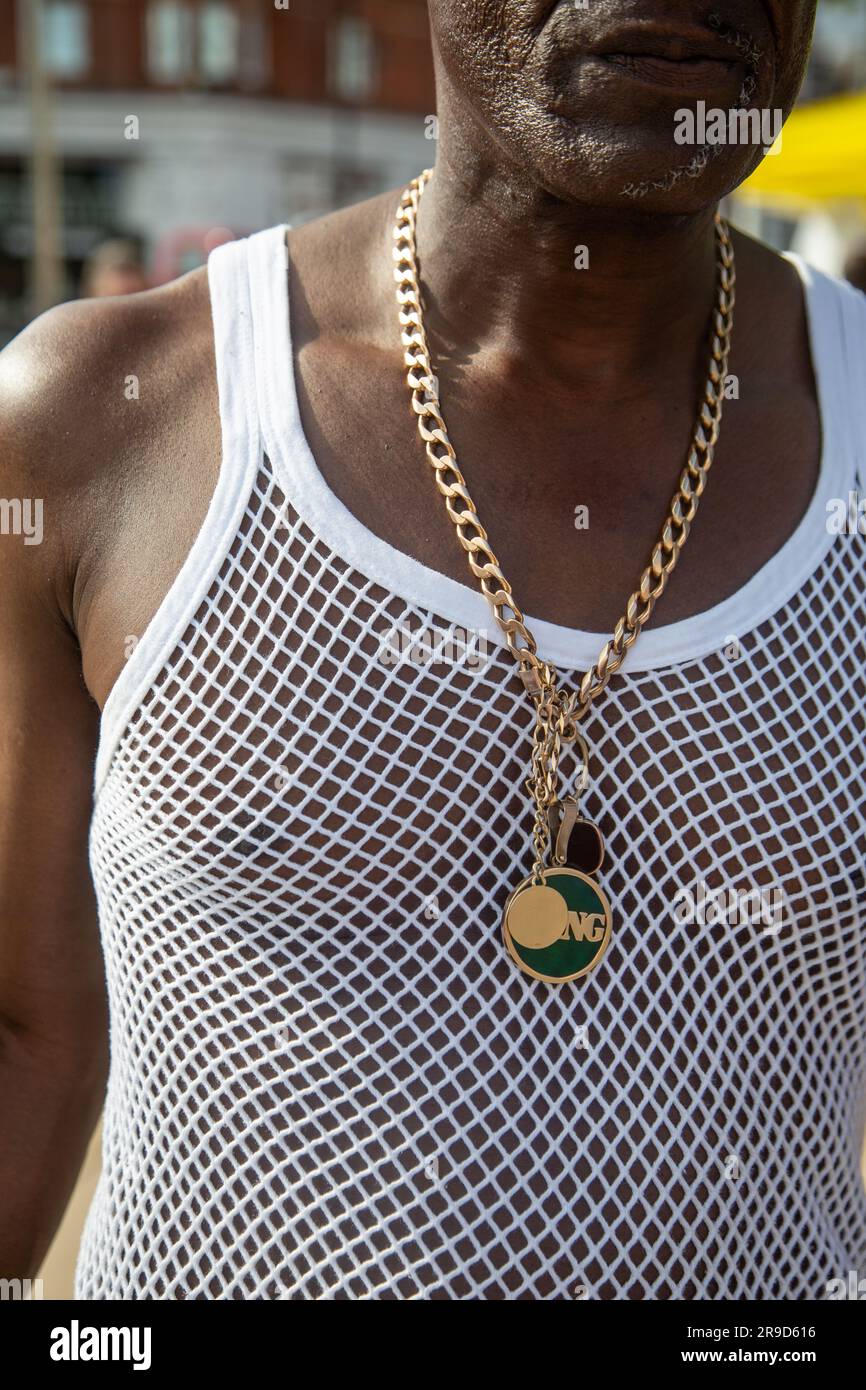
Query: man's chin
xmin=533 ymin=131 xmax=767 ymax=216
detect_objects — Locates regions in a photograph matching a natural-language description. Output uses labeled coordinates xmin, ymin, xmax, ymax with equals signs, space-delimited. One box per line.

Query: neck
xmin=413 ymin=153 xmax=722 ymax=395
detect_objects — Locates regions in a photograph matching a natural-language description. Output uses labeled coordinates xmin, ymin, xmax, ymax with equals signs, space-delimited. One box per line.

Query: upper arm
xmin=0 ymin=310 xmax=106 ymax=1066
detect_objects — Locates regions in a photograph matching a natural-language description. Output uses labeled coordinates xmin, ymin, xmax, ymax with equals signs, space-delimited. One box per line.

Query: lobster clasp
xmin=548 ymin=795 xmax=581 ymax=866
xmin=519 ymin=666 xmax=544 ymax=698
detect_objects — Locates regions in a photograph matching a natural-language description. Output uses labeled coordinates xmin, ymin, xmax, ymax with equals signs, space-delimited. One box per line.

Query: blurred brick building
xmin=0 ymin=0 xmax=437 ymax=336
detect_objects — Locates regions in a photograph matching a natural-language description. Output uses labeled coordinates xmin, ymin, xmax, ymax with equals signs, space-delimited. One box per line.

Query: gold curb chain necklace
xmin=393 ymin=169 xmax=736 ymax=985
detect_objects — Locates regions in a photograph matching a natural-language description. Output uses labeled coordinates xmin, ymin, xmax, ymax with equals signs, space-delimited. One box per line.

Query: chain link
xmin=394 ymin=168 xmax=736 ymax=865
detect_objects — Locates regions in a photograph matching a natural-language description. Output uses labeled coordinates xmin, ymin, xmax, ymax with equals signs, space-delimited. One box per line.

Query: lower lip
xmin=596 ymin=52 xmax=742 ymax=94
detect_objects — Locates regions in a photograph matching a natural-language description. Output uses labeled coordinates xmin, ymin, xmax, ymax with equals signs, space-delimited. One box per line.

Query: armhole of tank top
xmin=93 ymin=237 xmax=262 ymax=795
xmin=836 ymin=275 xmax=866 ymax=492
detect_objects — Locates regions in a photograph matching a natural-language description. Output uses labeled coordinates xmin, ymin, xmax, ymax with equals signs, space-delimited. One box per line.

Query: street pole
xmin=22 ymin=0 xmax=64 ymax=315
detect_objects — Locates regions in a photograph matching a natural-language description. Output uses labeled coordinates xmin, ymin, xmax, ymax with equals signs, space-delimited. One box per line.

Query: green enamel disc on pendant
xmin=503 ymin=867 xmax=613 ymax=984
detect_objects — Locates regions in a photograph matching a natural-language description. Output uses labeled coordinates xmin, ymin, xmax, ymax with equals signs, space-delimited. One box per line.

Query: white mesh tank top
xmin=75 ymin=224 xmax=866 ymax=1301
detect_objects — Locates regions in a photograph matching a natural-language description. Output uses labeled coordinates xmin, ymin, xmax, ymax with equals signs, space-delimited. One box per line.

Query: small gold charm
xmin=503 ymin=867 xmax=612 ymax=985
xmin=504 ymin=883 xmax=568 ymax=951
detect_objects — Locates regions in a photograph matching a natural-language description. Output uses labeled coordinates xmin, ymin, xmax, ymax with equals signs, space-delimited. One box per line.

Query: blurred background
xmin=1 ymin=0 xmax=866 ymax=351
xmin=0 ymin=0 xmax=862 ymax=1297
xmin=0 ymin=0 xmax=437 ymax=344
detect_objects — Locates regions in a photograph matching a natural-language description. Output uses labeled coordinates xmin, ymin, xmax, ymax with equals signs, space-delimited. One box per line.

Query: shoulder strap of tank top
xmin=240 ymin=222 xmax=382 ymax=568
xmin=787 ymin=252 xmax=866 ymax=492
xmin=208 ymin=233 xmax=263 ymax=469
xmin=243 ymin=223 xmax=309 ymax=506
xmin=94 ymin=235 xmax=263 ymax=793
xmin=835 ymin=275 xmax=866 ymax=491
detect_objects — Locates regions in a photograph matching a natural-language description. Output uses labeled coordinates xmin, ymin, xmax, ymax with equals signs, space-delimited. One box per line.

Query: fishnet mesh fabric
xmin=76 ymin=461 xmax=866 ymax=1301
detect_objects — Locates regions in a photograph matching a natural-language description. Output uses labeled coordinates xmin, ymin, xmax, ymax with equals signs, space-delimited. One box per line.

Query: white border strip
xmin=253 ymin=226 xmax=855 ymax=675
xmin=93 ymin=240 xmax=262 ymax=794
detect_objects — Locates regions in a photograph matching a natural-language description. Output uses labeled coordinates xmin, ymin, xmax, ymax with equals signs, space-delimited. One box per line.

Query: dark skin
xmin=0 ymin=0 xmax=820 ymax=1276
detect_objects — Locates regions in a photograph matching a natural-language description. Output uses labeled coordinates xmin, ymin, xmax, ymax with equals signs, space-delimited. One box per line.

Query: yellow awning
xmin=738 ymin=89 xmax=866 ymax=210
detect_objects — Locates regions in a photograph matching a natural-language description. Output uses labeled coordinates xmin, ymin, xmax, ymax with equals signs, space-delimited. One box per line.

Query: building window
xmin=328 ymin=15 xmax=377 ymax=103
xmin=199 ymin=1 xmax=239 ymax=85
xmin=42 ymin=0 xmax=90 ymax=79
xmin=238 ymin=11 xmax=269 ymax=91
xmin=147 ymin=1 xmax=194 ymax=84
xmin=147 ymin=1 xmax=261 ymax=88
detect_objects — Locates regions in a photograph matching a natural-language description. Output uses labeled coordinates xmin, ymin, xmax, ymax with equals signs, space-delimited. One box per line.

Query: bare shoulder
xmin=727 ymin=224 xmax=824 ymax=393
xmin=728 ymin=224 xmax=817 ymax=322
xmin=0 ymin=266 xmax=217 ymax=617
xmin=0 ymin=265 xmax=214 ymax=498
xmin=287 ymin=189 xmax=403 ymax=347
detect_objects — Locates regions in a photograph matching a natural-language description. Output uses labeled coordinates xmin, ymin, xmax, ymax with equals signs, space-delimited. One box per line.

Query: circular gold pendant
xmin=505 ymin=883 xmax=568 ymax=950
xmin=503 ymin=867 xmax=612 ymax=984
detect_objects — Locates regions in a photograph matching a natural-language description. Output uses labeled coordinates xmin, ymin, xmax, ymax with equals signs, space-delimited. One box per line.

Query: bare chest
xmin=290 ymin=340 xmax=822 ymax=638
